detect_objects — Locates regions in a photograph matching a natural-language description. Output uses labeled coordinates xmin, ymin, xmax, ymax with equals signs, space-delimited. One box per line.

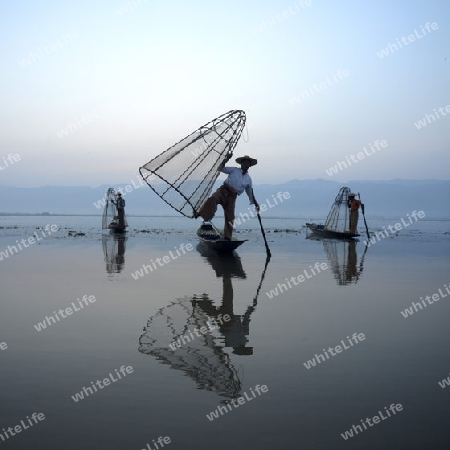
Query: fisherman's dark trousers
xmin=349 ymin=210 xmax=359 ymax=235
xmin=198 ymin=184 xmax=237 ymax=240
xmin=117 ymin=209 xmax=125 ymax=229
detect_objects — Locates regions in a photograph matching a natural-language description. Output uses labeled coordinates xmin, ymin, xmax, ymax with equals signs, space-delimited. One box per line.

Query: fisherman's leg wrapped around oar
xmin=198 ymin=185 xmax=237 ymax=239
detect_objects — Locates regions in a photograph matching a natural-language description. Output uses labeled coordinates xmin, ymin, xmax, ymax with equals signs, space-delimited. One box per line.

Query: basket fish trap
xmin=139 ymin=110 xmax=246 ymax=218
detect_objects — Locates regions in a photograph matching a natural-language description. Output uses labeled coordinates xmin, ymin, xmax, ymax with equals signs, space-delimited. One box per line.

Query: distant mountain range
xmin=1 ymin=179 xmax=449 ymax=220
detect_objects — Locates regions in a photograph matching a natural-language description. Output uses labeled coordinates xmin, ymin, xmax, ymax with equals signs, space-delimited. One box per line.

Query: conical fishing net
xmin=324 ymin=187 xmax=351 ymax=233
xmin=102 ymin=187 xmax=128 ymax=230
xmin=139 ymin=110 xmax=246 ymax=218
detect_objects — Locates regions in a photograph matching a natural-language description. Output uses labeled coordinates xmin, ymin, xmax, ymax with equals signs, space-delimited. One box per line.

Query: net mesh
xmin=138 ymin=297 xmax=242 ymax=400
xmin=139 ymin=110 xmax=246 ymax=218
xmin=322 ymin=239 xmax=363 ymax=286
xmin=324 ymin=187 xmax=351 ymax=233
xmin=102 ymin=234 xmax=127 ymax=274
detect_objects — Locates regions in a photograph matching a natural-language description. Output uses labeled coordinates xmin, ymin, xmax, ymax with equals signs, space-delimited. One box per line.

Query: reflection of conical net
xmin=324 ymin=187 xmax=351 ymax=233
xmin=138 ymin=297 xmax=242 ymax=400
xmin=102 ymin=234 xmax=126 ymax=274
xmin=102 ymin=187 xmax=128 ymax=229
xmin=139 ymin=110 xmax=246 ymax=218
xmin=322 ymin=239 xmax=364 ymax=286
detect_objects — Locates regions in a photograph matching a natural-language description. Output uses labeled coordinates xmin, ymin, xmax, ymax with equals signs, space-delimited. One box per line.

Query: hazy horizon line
xmin=1 ymin=177 xmax=450 ymax=189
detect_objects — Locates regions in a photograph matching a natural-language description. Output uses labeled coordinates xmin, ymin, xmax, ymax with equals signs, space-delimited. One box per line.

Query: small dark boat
xmin=197 ymin=222 xmax=246 ymax=253
xmin=306 ymin=187 xmax=360 ymax=240
xmin=306 ymin=223 xmax=359 ymax=239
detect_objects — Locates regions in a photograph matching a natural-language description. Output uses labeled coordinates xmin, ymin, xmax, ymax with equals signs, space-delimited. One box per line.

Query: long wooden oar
xmin=252 ymin=189 xmax=271 ymax=258
xmin=358 ymin=193 xmax=370 ymax=239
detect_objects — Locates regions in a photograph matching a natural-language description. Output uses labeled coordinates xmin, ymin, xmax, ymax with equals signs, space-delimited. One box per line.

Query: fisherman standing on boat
xmin=348 ymin=193 xmax=361 ymax=235
xmin=113 ymin=192 xmax=126 ymax=229
xmin=195 ymin=154 xmax=259 ymax=240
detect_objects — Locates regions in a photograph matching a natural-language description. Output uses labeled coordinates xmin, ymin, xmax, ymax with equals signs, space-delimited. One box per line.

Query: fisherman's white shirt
xmin=221 ymin=167 xmax=255 ymax=204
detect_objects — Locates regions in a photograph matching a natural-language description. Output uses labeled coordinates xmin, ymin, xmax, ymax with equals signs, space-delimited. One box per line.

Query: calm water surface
xmin=1 ymin=216 xmax=450 ymax=449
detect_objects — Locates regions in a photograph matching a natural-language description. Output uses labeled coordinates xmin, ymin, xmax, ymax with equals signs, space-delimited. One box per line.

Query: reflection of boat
xmin=306 ymin=187 xmax=359 ymax=239
xmin=102 ymin=234 xmax=127 ymax=274
xmin=196 ymin=243 xmax=247 ymax=279
xmin=307 ymin=235 xmax=366 ymax=285
xmin=196 ymin=222 xmax=246 ymax=253
xmin=102 ymin=187 xmax=128 ymax=233
xmin=197 ymin=245 xmax=247 ymax=279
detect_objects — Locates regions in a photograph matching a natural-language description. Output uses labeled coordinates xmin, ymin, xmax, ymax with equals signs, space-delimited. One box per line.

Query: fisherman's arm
xmin=245 ymin=186 xmax=260 ymax=212
xmin=219 ymin=151 xmax=233 ymax=171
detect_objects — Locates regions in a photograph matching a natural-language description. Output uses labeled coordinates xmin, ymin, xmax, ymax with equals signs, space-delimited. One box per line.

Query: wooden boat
xmin=109 ymin=225 xmax=127 ymax=234
xmin=306 ymin=187 xmax=360 ymax=240
xmin=196 ymin=222 xmax=246 ymax=253
xmin=306 ymin=223 xmax=359 ymax=239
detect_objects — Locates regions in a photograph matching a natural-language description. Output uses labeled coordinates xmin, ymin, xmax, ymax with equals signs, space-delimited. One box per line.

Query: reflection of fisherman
xmin=345 ymin=240 xmax=358 ymax=282
xmin=137 ymin=248 xmax=268 ymax=400
xmin=193 ymin=250 xmax=255 ymax=355
xmin=194 ymin=278 xmax=253 ymax=355
xmin=116 ymin=237 xmax=125 ymax=266
xmin=347 ymin=193 xmax=362 ymax=235
xmin=112 ymin=192 xmax=126 ymax=229
xmin=103 ymin=235 xmax=127 ymax=274
xmin=195 ymin=154 xmax=259 ymax=241
xmin=320 ymin=239 xmax=366 ymax=286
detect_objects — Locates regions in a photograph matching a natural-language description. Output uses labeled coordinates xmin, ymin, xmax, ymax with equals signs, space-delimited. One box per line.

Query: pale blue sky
xmin=1 ymin=0 xmax=449 ymax=187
